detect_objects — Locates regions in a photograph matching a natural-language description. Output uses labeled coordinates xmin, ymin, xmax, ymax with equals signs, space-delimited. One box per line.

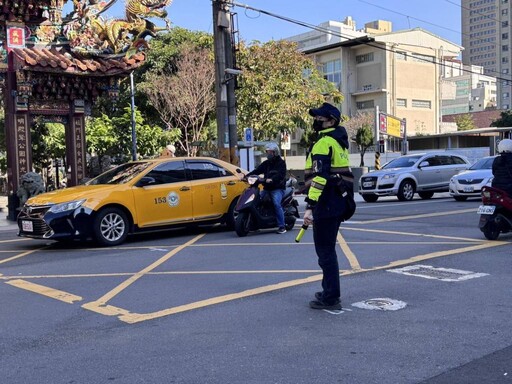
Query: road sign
xmin=281 ymin=131 xmax=291 ymax=150
xmin=243 ymin=127 xmax=253 ymax=147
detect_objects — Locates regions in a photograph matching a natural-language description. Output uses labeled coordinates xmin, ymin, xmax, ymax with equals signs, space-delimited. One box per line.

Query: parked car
xmin=449 ymin=155 xmax=496 ymax=201
xmin=17 ymin=157 xmax=247 ymax=246
xmin=359 ymin=152 xmax=471 ymax=202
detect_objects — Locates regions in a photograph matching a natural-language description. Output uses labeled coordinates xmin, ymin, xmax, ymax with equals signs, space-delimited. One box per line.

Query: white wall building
xmin=441 ymin=60 xmax=498 ymax=116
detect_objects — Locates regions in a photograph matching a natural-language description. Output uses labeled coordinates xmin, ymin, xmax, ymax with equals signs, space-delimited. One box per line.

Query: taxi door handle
xmin=227 ymin=181 xmax=236 ymax=185
xmin=180 ymin=186 xmax=190 ymax=191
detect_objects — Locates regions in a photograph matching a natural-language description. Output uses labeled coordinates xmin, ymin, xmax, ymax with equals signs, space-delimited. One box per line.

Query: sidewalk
xmin=0 ymin=195 xmax=18 ymax=231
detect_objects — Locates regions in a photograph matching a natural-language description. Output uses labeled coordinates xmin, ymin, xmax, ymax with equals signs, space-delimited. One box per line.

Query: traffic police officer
xmin=303 ymin=102 xmax=351 ymax=310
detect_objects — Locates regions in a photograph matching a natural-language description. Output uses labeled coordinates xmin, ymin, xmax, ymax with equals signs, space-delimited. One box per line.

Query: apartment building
xmin=461 ymin=0 xmax=512 ymax=109
xmin=442 ymin=60 xmax=497 ymax=116
xmin=286 ymin=17 xmax=462 ymax=143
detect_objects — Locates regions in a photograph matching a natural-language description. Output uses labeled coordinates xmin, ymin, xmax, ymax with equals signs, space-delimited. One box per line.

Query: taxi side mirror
xmin=419 ymin=161 xmax=429 ymax=168
xmin=136 ymin=177 xmax=156 ymax=187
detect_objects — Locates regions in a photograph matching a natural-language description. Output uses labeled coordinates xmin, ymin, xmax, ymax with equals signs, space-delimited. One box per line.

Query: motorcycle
xmin=478 ymin=185 xmax=512 ymax=240
xmin=234 ymin=175 xmax=300 ymax=237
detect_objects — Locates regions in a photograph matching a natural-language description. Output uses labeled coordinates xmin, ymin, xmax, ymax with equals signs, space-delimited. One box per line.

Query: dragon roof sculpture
xmin=63 ymin=0 xmax=172 ymax=57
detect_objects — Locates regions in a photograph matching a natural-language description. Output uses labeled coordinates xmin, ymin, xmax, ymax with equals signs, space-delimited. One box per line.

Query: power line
xmin=231 ymin=1 xmax=512 ymax=83
xmin=360 ymin=0 xmax=508 ymax=80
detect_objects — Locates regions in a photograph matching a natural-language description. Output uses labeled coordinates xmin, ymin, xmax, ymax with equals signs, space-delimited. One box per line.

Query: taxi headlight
xmin=49 ymin=199 xmax=86 ymax=213
xmin=382 ymin=173 xmax=396 ymax=180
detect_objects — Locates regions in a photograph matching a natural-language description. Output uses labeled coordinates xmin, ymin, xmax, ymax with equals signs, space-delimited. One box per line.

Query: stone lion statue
xmin=16 ymin=172 xmax=45 ymax=207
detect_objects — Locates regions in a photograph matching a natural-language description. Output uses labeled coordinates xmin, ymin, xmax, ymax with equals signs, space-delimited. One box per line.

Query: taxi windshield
xmin=383 ymin=155 xmax=422 ymax=169
xmin=87 ymin=162 xmax=153 ymax=185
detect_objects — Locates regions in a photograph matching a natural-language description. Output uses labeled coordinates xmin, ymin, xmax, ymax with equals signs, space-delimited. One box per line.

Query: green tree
xmin=236 ymin=40 xmax=343 ymax=142
xmin=85 ymin=114 xmax=118 ymax=157
xmin=491 ymin=110 xmax=512 ymax=127
xmin=111 ymin=106 xmax=174 ymax=161
xmin=355 ymin=124 xmax=374 ymax=167
xmin=455 ymin=114 xmax=476 ymax=131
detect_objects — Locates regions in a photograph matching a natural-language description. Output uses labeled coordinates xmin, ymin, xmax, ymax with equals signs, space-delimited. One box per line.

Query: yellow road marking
xmin=0 ymin=238 xmax=31 ymax=244
xmin=0 ymin=270 xmax=322 ymax=280
xmin=84 ymin=273 xmax=326 ymax=324
xmin=337 ymin=232 xmax=361 ymax=270
xmin=6 ymin=279 xmax=82 ymax=304
xmin=356 ymin=208 xmax=476 ymax=224
xmin=356 ymin=240 xmax=508 ymax=272
xmin=0 ymin=247 xmax=48 ymax=265
xmin=342 ymin=226 xmax=483 ymax=242
xmin=83 ymin=238 xmax=508 ymax=323
xmin=88 ymin=234 xmax=205 ymax=306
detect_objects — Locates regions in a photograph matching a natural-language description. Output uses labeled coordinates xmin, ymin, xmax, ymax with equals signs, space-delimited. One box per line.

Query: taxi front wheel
xmin=93 ymin=207 xmax=129 ymax=246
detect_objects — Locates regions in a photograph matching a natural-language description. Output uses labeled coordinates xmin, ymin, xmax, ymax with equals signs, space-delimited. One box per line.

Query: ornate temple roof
xmin=12 ymin=47 xmax=146 ymax=76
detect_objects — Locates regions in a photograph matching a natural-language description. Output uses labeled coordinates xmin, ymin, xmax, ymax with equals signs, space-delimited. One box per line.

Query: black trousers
xmin=313 ymin=215 xmax=343 ymax=303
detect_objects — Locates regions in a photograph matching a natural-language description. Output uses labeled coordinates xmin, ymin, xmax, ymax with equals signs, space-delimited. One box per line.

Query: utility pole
xmin=212 ymin=0 xmax=239 ymax=165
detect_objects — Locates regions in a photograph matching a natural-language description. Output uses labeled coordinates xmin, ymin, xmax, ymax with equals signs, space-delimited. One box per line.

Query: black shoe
xmin=315 ymin=291 xmax=324 ymax=300
xmin=276 ymin=227 xmax=287 ymax=234
xmin=309 ymin=299 xmax=342 ymax=310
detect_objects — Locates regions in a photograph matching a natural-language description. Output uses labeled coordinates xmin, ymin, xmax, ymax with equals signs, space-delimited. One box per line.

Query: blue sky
xmin=71 ymin=0 xmax=462 ymax=45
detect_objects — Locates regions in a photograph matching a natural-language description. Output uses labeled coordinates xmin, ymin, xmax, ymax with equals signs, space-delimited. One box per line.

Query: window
xmin=356 ymin=100 xmax=374 ymax=110
xmin=186 ymin=160 xmax=230 ymax=180
xmin=146 ymin=161 xmax=187 ymax=185
xmin=356 ymin=52 xmax=374 ymax=64
xmin=451 ymin=156 xmax=468 ymax=165
xmin=412 ymin=99 xmax=431 ymax=108
xmin=502 ymin=8 xmax=508 ymax=15
xmin=503 ymin=57 xmax=509 ymax=63
xmin=321 ymin=59 xmax=341 ymax=87
xmin=396 ymin=98 xmax=407 ymax=107
xmin=503 ymin=92 xmax=510 ymax=98
xmin=503 ymin=45 xmax=509 ymax=51
xmin=503 ymin=21 xmax=509 ymax=27
xmin=503 ymin=32 xmax=509 ymax=39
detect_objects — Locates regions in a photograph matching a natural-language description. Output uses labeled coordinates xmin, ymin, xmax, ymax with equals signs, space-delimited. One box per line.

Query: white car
xmin=449 ymin=155 xmax=496 ymax=201
xmin=359 ymin=152 xmax=471 ymax=202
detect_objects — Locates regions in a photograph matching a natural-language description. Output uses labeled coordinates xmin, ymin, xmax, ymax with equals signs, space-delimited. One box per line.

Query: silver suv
xmin=359 ymin=152 xmax=471 ymax=202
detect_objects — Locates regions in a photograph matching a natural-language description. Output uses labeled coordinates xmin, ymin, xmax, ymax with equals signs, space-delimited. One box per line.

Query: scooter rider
xmin=246 ymin=142 xmax=288 ymax=234
xmin=492 ymin=138 xmax=512 ymax=197
xmin=303 ymin=102 xmax=351 ymax=310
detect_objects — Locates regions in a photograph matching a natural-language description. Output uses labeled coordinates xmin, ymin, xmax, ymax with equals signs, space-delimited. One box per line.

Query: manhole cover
xmin=351 ymin=298 xmax=407 ymax=311
xmin=387 ymin=265 xmax=488 ymax=282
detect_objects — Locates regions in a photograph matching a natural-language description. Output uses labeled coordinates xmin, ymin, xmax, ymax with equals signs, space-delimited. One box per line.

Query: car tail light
xmin=482 ymin=190 xmax=491 ymax=199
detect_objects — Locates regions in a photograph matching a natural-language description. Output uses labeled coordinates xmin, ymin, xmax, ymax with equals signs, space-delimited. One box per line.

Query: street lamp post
xmin=130 ymin=71 xmax=137 ymax=161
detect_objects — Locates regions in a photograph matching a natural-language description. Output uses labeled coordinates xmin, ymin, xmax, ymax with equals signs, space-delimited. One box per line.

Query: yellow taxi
xmin=17 ymin=157 xmax=247 ymax=246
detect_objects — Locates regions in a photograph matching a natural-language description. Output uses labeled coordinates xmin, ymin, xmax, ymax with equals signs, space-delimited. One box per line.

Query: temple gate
xmin=0 ymin=0 xmax=171 ymax=219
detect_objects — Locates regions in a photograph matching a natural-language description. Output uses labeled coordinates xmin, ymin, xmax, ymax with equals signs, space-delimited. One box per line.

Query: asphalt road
xmin=0 ymin=194 xmax=511 ymax=384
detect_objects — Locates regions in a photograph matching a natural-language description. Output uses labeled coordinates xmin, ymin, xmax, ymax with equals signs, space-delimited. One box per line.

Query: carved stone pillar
xmin=66 ymin=101 xmax=86 ymax=186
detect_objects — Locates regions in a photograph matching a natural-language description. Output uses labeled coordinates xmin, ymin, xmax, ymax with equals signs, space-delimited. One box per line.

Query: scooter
xmin=234 ymin=175 xmax=300 ymax=237
xmin=478 ymin=185 xmax=512 ymax=240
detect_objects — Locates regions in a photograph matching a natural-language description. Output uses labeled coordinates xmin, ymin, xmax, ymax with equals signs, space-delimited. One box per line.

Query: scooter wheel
xmin=235 ymin=212 xmax=251 ymax=237
xmin=482 ymin=222 xmax=500 ymax=240
xmin=285 ymin=216 xmax=296 ymax=231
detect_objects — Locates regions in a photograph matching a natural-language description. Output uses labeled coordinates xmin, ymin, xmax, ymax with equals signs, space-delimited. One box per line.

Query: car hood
xmin=453 ymin=169 xmax=492 ymax=180
xmin=25 ymin=185 xmax=122 ymax=205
